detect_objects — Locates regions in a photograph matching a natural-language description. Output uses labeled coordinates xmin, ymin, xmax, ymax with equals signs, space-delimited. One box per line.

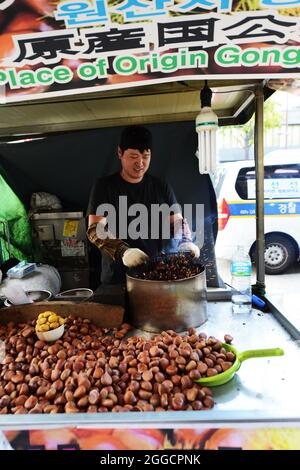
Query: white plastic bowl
xmin=36 ymin=324 xmax=64 ymax=342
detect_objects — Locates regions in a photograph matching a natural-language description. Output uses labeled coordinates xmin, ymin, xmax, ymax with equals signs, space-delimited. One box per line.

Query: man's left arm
xmin=164 ymin=181 xmax=200 ymax=258
xmin=170 ymin=213 xmax=200 ymax=258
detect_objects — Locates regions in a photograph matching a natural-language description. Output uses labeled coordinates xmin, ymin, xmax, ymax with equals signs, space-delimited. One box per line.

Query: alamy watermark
xmin=0 ymin=0 xmax=15 ymax=10
xmin=0 ymin=340 xmax=5 ymax=365
xmin=95 ymin=197 xmax=204 ymax=248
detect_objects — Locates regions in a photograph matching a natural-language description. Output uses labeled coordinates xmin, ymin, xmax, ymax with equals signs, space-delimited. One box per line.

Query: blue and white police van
xmin=215 ymin=149 xmax=300 ymax=274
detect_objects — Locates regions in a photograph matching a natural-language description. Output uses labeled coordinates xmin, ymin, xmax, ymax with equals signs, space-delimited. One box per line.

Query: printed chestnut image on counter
xmin=0 ymin=315 xmax=235 ymax=414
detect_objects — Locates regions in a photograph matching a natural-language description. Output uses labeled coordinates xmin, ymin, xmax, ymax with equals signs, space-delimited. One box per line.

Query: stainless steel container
xmin=126 ymin=264 xmax=207 ymax=333
xmin=54 ymin=288 xmax=93 ymax=302
xmin=3 ymin=290 xmax=52 ymax=307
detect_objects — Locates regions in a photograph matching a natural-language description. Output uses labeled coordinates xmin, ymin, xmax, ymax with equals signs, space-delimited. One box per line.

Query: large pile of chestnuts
xmin=137 ymin=254 xmax=203 ymax=281
xmin=0 ymin=316 xmax=234 ymax=414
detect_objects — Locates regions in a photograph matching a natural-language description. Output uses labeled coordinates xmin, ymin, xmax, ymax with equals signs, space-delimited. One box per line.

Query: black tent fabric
xmin=0 ymin=121 xmax=222 ymax=286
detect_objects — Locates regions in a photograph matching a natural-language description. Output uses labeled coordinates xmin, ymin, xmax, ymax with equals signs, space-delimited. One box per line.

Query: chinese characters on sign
xmin=9 ymin=13 xmax=300 ymax=65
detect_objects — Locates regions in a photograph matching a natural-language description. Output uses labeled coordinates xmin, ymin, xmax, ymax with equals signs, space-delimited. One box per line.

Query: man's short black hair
xmin=119 ymin=125 xmax=152 ymax=153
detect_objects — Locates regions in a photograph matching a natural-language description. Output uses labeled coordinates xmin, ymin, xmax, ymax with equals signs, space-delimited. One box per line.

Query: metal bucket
xmin=126 ymin=257 xmax=207 ymax=333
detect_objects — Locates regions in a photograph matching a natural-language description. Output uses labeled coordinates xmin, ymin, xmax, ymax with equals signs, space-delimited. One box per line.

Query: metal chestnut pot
xmin=126 ymin=256 xmax=207 ymax=333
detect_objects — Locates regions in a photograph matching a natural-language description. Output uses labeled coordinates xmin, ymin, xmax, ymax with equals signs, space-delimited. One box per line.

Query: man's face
xmin=118 ymin=147 xmax=151 ymax=182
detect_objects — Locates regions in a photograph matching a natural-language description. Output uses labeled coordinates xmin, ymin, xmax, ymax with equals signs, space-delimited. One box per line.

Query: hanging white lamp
xmin=196 ymin=82 xmax=218 ymax=174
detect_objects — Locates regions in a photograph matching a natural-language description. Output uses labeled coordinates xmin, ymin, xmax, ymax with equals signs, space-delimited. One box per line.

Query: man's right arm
xmin=86 ymin=215 xmax=129 ymax=261
xmin=86 ymin=181 xmax=129 ymax=261
xmin=87 ymin=217 xmax=149 ymax=266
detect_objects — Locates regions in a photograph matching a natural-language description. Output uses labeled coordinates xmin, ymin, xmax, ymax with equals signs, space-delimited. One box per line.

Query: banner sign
xmin=2 ymin=426 xmax=300 ymax=450
xmin=0 ymin=1 xmax=300 ymax=102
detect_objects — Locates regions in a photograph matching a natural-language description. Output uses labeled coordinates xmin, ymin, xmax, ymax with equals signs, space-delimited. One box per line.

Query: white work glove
xmin=122 ymin=248 xmax=149 ymax=267
xmin=178 ymin=242 xmax=200 ymax=258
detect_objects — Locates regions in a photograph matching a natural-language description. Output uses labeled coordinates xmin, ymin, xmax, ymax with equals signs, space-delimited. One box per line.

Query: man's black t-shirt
xmin=87 ymin=172 xmax=178 ymax=284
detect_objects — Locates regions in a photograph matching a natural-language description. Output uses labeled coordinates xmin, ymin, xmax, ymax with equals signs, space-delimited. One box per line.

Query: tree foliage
xmin=220 ymin=99 xmax=282 ymax=159
xmin=243 ymin=99 xmax=281 ymax=145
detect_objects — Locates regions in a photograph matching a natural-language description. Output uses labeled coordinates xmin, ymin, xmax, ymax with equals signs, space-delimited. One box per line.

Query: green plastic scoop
xmin=194 ymin=344 xmax=284 ymax=387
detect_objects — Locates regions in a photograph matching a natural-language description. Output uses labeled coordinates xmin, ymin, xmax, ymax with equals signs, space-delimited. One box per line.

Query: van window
xmin=235 ymin=164 xmax=300 ymax=200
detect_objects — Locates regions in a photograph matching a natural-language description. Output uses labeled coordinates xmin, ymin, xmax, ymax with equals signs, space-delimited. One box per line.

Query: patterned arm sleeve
xmin=86 ymin=222 xmax=129 ymax=261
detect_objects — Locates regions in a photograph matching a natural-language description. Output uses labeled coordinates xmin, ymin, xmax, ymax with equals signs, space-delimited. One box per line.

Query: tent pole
xmin=254 ymin=82 xmax=266 ymax=295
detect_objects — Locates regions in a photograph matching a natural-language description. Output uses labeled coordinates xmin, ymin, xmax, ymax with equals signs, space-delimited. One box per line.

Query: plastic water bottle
xmin=231 ymin=245 xmax=252 ymax=314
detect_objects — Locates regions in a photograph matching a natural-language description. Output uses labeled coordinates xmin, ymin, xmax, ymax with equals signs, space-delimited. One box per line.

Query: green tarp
xmin=0 ymin=171 xmax=32 ymax=263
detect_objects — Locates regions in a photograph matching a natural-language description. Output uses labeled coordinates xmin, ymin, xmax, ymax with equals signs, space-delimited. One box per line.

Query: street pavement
xmin=217 ymin=258 xmax=300 ymax=330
